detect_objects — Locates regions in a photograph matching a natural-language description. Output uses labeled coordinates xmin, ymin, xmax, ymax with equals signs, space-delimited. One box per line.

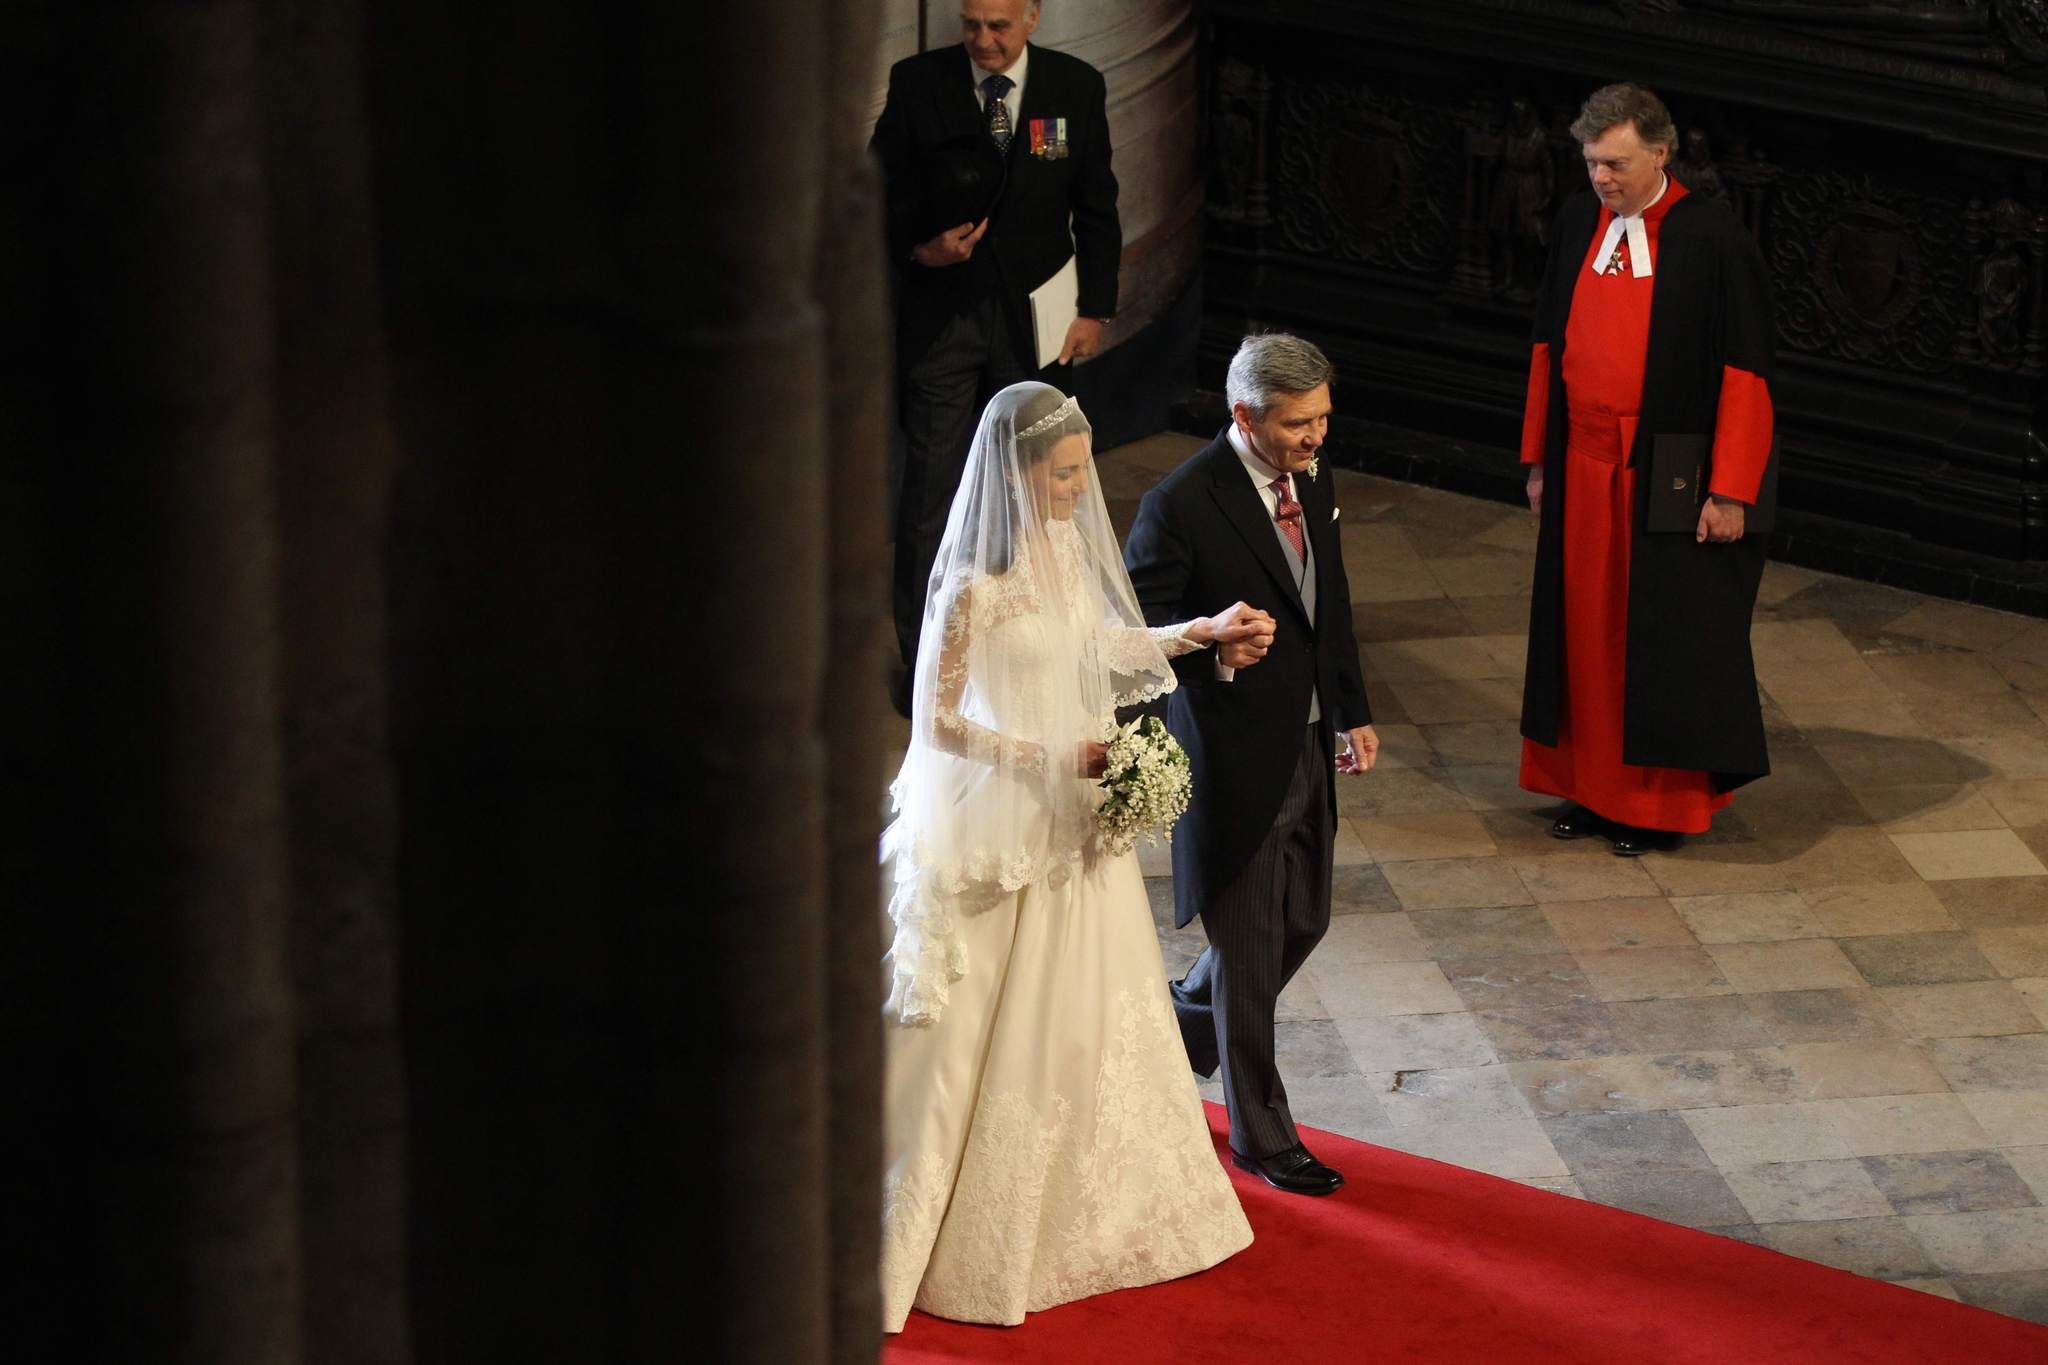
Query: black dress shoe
xmin=1231 ymin=1143 xmax=1343 ymax=1196
xmin=1548 ymin=804 xmax=1606 ymax=840
xmin=1608 ymin=824 xmax=1682 ymax=857
xmin=888 ymin=666 xmax=914 ymax=721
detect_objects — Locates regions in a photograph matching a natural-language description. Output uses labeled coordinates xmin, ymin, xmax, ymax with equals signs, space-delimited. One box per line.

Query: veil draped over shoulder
xmin=882 ymin=382 xmax=1178 ymax=1025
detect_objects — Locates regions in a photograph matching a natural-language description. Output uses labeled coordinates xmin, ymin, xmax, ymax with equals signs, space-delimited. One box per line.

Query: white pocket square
xmin=1330 ymin=507 xmax=1341 ymax=521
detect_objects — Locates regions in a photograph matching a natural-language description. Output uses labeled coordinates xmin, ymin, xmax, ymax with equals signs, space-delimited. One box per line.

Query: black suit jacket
xmin=1124 ymin=430 xmax=1370 ymax=928
xmin=870 ymin=44 xmax=1120 ymax=368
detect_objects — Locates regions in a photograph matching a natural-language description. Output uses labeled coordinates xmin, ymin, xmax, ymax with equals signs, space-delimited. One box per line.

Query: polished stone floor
xmin=1094 ymin=432 xmax=2048 ymax=1326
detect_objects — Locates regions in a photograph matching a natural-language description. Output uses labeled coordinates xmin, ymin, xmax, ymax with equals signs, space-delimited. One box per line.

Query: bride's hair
xmin=986 ymin=383 xmax=1089 ymax=574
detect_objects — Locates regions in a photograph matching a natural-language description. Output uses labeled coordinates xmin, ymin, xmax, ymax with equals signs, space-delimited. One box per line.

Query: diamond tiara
xmin=1016 ymin=395 xmax=1081 ymax=440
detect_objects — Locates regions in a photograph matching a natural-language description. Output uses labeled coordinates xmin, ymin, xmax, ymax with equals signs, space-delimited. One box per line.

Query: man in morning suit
xmin=1124 ymin=333 xmax=1379 ymax=1197
xmin=871 ymin=0 xmax=1122 ymax=715
xmin=1517 ymin=83 xmax=1777 ymax=855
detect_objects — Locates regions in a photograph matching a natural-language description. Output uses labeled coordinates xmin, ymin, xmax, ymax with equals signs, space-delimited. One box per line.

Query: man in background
xmin=872 ymin=0 xmax=1122 ymax=715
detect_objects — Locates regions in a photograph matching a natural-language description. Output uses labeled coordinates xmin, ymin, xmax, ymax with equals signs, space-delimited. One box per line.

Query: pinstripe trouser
xmin=1169 ymin=722 xmax=1333 ymax=1159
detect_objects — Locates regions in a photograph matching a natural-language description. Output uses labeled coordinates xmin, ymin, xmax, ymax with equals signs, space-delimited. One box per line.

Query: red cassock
xmin=1516 ymin=181 xmax=1775 ymax=833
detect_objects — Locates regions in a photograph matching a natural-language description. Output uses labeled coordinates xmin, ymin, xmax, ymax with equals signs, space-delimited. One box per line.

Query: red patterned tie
xmin=1273 ymin=476 xmax=1305 ymax=560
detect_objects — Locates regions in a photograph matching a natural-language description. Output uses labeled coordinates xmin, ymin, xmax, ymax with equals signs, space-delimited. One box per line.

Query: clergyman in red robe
xmin=1516 ymin=83 xmax=1777 ymax=855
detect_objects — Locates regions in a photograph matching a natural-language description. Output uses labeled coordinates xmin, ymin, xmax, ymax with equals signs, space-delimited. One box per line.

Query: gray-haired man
xmin=1124 ymin=333 xmax=1378 ymax=1195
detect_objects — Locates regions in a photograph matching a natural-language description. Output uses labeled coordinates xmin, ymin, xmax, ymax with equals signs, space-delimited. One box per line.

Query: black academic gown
xmin=870 ymin=43 xmax=1121 ymax=369
xmin=1521 ymin=189 xmax=1777 ymax=789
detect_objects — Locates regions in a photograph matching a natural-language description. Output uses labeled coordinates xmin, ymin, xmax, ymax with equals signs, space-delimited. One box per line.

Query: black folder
xmin=1645 ymin=434 xmax=1779 ymax=535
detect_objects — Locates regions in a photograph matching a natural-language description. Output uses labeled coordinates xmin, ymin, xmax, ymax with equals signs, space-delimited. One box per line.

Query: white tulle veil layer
xmin=882 ymin=381 xmax=1178 ymax=1024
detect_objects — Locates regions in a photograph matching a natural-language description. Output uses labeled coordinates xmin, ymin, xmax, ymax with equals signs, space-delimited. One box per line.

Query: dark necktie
xmin=1273 ymin=476 xmax=1305 ymax=561
xmin=982 ymin=74 xmax=1014 ymax=151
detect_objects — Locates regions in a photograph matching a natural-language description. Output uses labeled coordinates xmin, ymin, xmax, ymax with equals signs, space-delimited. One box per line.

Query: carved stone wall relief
xmin=1270 ymin=79 xmax=1460 ymax=275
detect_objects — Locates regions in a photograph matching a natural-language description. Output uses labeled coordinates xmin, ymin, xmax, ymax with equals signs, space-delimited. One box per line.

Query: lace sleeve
xmin=929 ymin=583 xmax=1048 ymax=777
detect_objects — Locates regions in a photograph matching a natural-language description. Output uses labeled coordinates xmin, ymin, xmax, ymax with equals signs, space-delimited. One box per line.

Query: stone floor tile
xmin=1450 ymin=594 xmax=1535 ymax=636
xmin=1354 ymin=810 xmax=1501 ymax=863
xmin=1948 ymin=1269 xmax=2048 ymax=1325
xmin=1369 ymin=1116 xmax=1571 ymax=1179
xmin=1741 ymin=989 xmax=1901 ymax=1046
xmin=1699 ymin=1223 xmax=1774 ymax=1249
xmin=1977 ymin=926 xmax=2048 ymax=978
xmin=1952 ymin=733 xmax=2048 ymax=781
xmin=1981 ymin=778 xmax=2048 ymax=828
xmin=1512 ymin=1175 xmax=1586 ymax=1199
xmin=1277 ymin=1074 xmax=1395 ymax=1144
xmin=1363 ymin=635 xmax=1509 ymax=683
xmin=1409 ymin=905 xmax=1565 ymax=959
xmin=1575 ymin=946 xmax=1734 ymax=1001
xmin=1361 ymin=723 xmax=1433 ymax=772
xmin=1372 ymin=1063 xmax=1534 ymax=1128
xmin=1772 ymin=827 xmax=1925 ymax=889
xmin=1777 ymin=697 xmax=1926 ymax=743
xmin=1889 ymin=829 xmax=2048 ymax=881
xmin=1902 ymin=1207 xmax=2048 ymax=1275
xmin=1441 ymin=769 xmax=1548 ymax=810
xmin=1641 ymin=848 xmax=1796 ymax=898
xmin=1331 ymin=1011 xmax=1498 ymax=1073
xmin=1508 ymin=1057 xmax=1657 ymax=1118
xmin=1826 ymin=1094 xmax=1993 ymax=1156
xmin=1839 ymin=931 xmax=2002 ymax=986
xmin=1910 ymin=694 xmax=2048 ymax=742
xmin=1878 ymin=982 xmax=2044 ymax=1039
xmin=1608 ymin=996 xmax=1775 ymax=1054
xmin=1313 ymin=912 xmax=1431 ymax=967
xmin=1709 ymin=939 xmax=1866 ymax=993
xmin=1351 ymin=598 xmax=1468 ymax=642
xmin=1386 ymin=676 xmax=1523 ymax=725
xmin=1265 ymin=962 xmax=1326 ymax=1020
xmin=1421 ymin=719 xmax=1525 ymax=766
xmin=1799 ymin=881 xmax=1959 ymax=938
xmin=1575 ymin=1168 xmax=1750 ymax=1229
xmin=1784 ymin=1040 xmax=1947 ymax=1099
xmin=1541 ymin=1110 xmax=1715 ymax=1177
xmin=1860 ymin=1150 xmax=2041 ymax=1216
xmin=1441 ymin=953 xmax=1595 ymax=1012
xmin=1930 ymin=877 xmax=2048 ymax=929
xmin=1927 ymin=1034 xmax=2048 ymax=1091
xmin=1758 ymin=1218 xmax=1940 ymax=1280
xmin=1304 ymin=959 xmax=1466 ymax=1018
xmin=1540 ymin=898 xmax=1696 ymax=953
xmin=1329 ymin=863 xmax=1404 ymax=916
xmin=1335 ymin=769 xmax=1472 ymax=818
xmin=1274 ymin=1019 xmax=1362 ymax=1079
xmin=1511 ymin=856 xmax=1663 ymax=905
xmin=1723 ymin=1159 xmax=1893 ymax=1223
xmin=1816 ymin=738 xmax=1973 ymax=790
xmin=1852 ymin=784 xmax=2009 ymax=834
xmin=1380 ymin=856 xmax=1534 ymax=911
xmin=1680 ymin=1101 xmax=1853 ymax=1167
xmin=1427 ymin=554 xmax=1535 ymax=600
xmin=1673 ymin=891 xmax=1828 ymax=943
xmin=1473 ymin=1003 xmax=1631 ymax=1062
xmin=2018 ymin=978 xmax=2048 ymax=1030
xmin=1959 ymin=1091 xmax=2048 ymax=1148
xmin=1630 ymin=1048 xmax=1808 ymax=1110
xmin=1480 ymin=808 xmax=1600 ymax=860
xmin=2007 ymin=1148 xmax=2048 ymax=1203
xmin=1866 ymin=651 xmax=2016 ymax=700
xmin=1887 ymin=1277 xmax=1964 ymax=1301
xmin=1881 ymin=601 xmax=2034 ymax=654
xmin=1329 ymin=818 xmax=1374 ymax=869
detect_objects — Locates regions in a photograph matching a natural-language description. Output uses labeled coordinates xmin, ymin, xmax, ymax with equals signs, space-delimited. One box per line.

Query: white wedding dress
xmin=880 ymin=518 xmax=1253 ymax=1332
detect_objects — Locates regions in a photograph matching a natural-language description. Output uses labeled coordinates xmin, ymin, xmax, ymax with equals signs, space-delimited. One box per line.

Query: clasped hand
xmin=912 ymin=219 xmax=988 ymax=268
xmin=1199 ymin=600 xmax=1277 ymax=668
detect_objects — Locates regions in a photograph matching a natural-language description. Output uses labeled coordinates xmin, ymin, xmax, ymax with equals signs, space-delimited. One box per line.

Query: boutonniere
xmin=1307 ymin=455 xmax=1320 ymax=481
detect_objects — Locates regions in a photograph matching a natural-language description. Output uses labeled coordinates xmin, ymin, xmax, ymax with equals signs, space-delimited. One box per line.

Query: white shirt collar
xmin=1226 ymin=422 xmax=1290 ymax=495
xmin=968 ymin=43 xmax=1028 ymax=101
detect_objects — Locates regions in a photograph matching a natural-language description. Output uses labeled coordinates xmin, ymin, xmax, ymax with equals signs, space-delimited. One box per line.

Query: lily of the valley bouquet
xmin=1094 ymin=715 xmax=1193 ymax=857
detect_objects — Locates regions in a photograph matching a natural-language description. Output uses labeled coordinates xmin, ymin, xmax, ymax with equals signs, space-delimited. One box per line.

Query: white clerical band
xmin=1592 ymin=211 xmax=1654 ymax=279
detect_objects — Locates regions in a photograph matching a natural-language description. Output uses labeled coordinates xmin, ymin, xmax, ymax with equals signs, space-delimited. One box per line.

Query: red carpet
xmin=886 ymin=1102 xmax=2048 ymax=1364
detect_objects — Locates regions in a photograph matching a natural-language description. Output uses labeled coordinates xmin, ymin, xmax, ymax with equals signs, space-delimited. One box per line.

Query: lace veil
xmin=882 ymin=381 xmax=1177 ymax=1024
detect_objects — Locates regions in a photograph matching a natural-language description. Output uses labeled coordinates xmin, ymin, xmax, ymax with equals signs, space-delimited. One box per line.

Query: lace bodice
xmin=931 ymin=520 xmax=1195 ymax=776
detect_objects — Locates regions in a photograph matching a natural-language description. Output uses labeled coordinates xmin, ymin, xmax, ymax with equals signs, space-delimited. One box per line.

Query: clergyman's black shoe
xmin=1548 ymin=804 xmax=1605 ymax=840
xmin=1609 ymin=824 xmax=1682 ymax=857
xmin=1231 ymin=1143 xmax=1344 ymax=1196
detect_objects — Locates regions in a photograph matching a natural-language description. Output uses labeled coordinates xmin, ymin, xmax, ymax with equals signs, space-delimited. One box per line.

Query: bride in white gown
xmin=880 ymin=381 xmax=1262 ymax=1332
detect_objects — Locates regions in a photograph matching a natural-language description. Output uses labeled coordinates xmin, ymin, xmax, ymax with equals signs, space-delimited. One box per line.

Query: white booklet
xmin=1029 ymin=255 xmax=1080 ymax=368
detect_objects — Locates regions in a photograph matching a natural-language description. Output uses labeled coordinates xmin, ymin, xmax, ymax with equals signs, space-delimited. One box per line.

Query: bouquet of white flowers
xmin=1094 ymin=715 xmax=1193 ymax=858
